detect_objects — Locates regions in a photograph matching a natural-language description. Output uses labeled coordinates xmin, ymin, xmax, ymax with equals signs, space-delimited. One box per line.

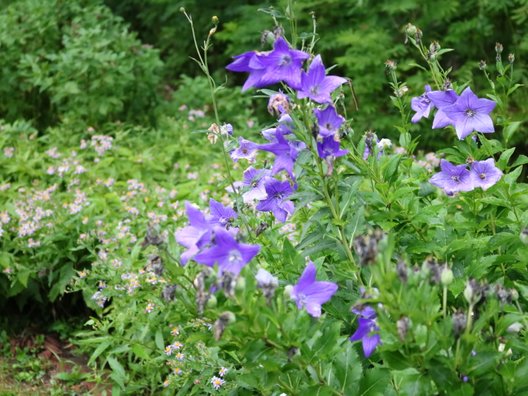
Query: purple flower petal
xmin=470 ymin=158 xmax=503 ymax=190
xmin=290 ymin=261 xmax=338 ymax=318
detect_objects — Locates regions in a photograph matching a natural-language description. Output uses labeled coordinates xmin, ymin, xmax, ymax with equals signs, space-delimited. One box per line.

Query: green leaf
xmin=502 ymin=121 xmax=522 ymax=143
xmin=334 ymin=342 xmax=362 ymax=394
xmin=131 ymin=344 xmax=150 ymax=360
xmin=155 ymin=329 xmax=165 ymax=350
xmin=359 ymin=368 xmax=391 ymax=396
xmin=497 ymin=147 xmax=515 ymax=168
xmin=505 ymin=166 xmax=522 ymax=185
xmin=88 ymin=340 xmax=111 ymax=365
xmin=107 ymin=356 xmax=127 ymax=389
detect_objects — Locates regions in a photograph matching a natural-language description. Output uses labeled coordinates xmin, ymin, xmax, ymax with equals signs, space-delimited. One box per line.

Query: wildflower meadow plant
xmin=10 ymin=5 xmax=524 ymax=395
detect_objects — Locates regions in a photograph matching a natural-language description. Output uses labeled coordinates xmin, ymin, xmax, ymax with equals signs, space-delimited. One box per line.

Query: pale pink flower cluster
xmin=91 ymin=135 xmax=114 ymax=156
xmin=3 ymin=147 xmax=14 ymax=158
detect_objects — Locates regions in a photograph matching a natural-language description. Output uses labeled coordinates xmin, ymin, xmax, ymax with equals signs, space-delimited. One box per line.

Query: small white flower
xmin=211 ymin=376 xmax=225 ymax=390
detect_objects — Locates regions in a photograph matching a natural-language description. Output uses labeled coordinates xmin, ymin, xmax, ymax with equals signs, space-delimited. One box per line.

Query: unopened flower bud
xmin=510 ymin=288 xmax=519 ymax=301
xmin=179 ymin=7 xmax=185 ymax=13
xmin=414 ymin=28 xmax=423 ymax=43
xmin=394 ymin=85 xmax=409 ymax=97
xmin=495 ymin=42 xmax=503 ymax=54
xmin=479 ymin=60 xmax=487 ymax=70
xmin=396 ymin=260 xmax=408 ymax=283
xmin=206 ymin=294 xmax=218 ymax=308
xmin=256 ymin=268 xmax=279 ymax=303
xmin=443 ymin=79 xmax=453 ymax=90
xmin=464 ymin=281 xmax=474 ymax=304
xmin=235 ymin=276 xmax=246 ymax=293
xmin=267 ymin=92 xmax=290 ymax=116
xmin=441 ymin=267 xmax=454 ymax=286
xmin=520 ymin=228 xmax=528 ymax=245
xmin=284 ymin=284 xmax=293 ymax=299
xmin=214 ymin=311 xmax=236 ymax=340
xmin=377 ymin=138 xmax=392 ymax=150
xmin=261 ymin=30 xmax=276 ymax=47
xmin=220 ymin=123 xmax=233 ymax=136
xmin=428 ymin=41 xmax=440 ymax=59
xmin=207 ymin=133 xmax=218 ymax=144
xmin=508 ymin=53 xmax=515 ymax=64
xmin=405 ymin=23 xmax=418 ymax=37
xmin=384 ymin=59 xmax=397 ymax=70
xmin=507 ymin=322 xmax=523 ymax=333
xmin=162 ymin=284 xmax=177 ymax=301
xmin=452 ymin=310 xmax=467 ymax=337
xmin=397 ymin=316 xmax=411 ymax=341
xmin=495 ymin=284 xmax=512 ymax=305
xmin=464 ymin=278 xmax=483 ymax=304
xmin=211 ymin=16 xmax=219 ymax=24
xmin=208 ymin=123 xmax=220 ymax=134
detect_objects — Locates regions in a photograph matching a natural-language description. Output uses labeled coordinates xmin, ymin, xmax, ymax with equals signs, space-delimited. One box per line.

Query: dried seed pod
xmin=452 ymin=310 xmax=467 ymax=338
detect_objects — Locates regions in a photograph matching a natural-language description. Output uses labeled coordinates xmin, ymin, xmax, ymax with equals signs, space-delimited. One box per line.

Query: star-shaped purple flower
xmin=470 ymin=158 xmax=503 ymax=190
xmin=194 ymin=228 xmax=260 ymax=276
xmin=411 ymin=85 xmax=434 ymax=123
xmin=230 ymin=137 xmax=259 ymax=162
xmin=427 ymin=89 xmax=459 ymax=129
xmin=226 ymin=50 xmax=268 ymax=92
xmin=314 ymin=105 xmax=345 ymax=138
xmin=442 ymin=87 xmax=496 ymax=140
xmin=257 ymin=133 xmax=306 ymax=179
xmin=256 ymin=179 xmax=295 ymax=223
xmin=429 ymin=159 xmax=474 ymax=194
xmin=290 ymin=261 xmax=338 ymax=318
xmin=350 ymin=306 xmax=381 ymax=358
xmin=297 ymin=55 xmax=347 ymax=104
xmin=208 ymin=199 xmax=237 ymax=228
xmin=252 ymin=37 xmax=309 ymax=90
xmin=317 ymin=136 xmax=348 ymax=159
xmin=175 ymin=202 xmax=212 ymax=265
xmin=237 ymin=167 xmax=271 ymax=203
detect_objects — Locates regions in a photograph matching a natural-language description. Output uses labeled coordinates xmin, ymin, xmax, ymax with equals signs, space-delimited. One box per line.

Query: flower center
xmin=451 ymin=175 xmax=460 ymax=183
xmin=310 ymin=86 xmax=319 ymax=95
xmin=297 ymin=293 xmax=307 ymax=306
xmin=479 ymin=173 xmax=486 ymax=180
xmin=227 ymin=250 xmax=242 ymax=264
xmin=279 ymin=55 xmax=292 ymax=66
xmin=325 ymin=123 xmax=333 ymax=131
xmin=465 ymin=109 xmax=476 ymax=117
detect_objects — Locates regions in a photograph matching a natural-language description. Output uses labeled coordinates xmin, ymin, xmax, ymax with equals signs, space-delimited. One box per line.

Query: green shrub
xmin=0 ymin=0 xmax=163 ymax=129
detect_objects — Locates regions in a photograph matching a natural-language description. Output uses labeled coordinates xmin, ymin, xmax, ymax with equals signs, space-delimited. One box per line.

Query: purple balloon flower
xmin=297 ymin=55 xmax=347 ymax=104
xmin=350 ymin=306 xmax=381 ymax=358
xmin=429 ymin=159 xmax=474 ymax=194
xmin=175 ymin=202 xmax=212 ymax=265
xmin=230 ymin=137 xmax=259 ymax=162
xmin=257 ymin=132 xmax=306 ymax=179
xmin=442 ymin=87 xmax=496 ymax=140
xmin=208 ymin=198 xmax=237 ymax=228
xmin=225 ymin=50 xmax=268 ymax=92
xmin=233 ymin=167 xmax=271 ymax=204
xmin=194 ymin=228 xmax=260 ymax=276
xmin=427 ymin=89 xmax=459 ymax=129
xmin=290 ymin=261 xmax=338 ymax=318
xmin=317 ymin=136 xmax=348 ymax=159
xmin=314 ymin=105 xmax=345 ymax=138
xmin=251 ymin=37 xmax=309 ymax=90
xmin=411 ymin=85 xmax=434 ymax=123
xmin=470 ymin=158 xmax=503 ymax=190
xmin=256 ymin=178 xmax=295 ymax=223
